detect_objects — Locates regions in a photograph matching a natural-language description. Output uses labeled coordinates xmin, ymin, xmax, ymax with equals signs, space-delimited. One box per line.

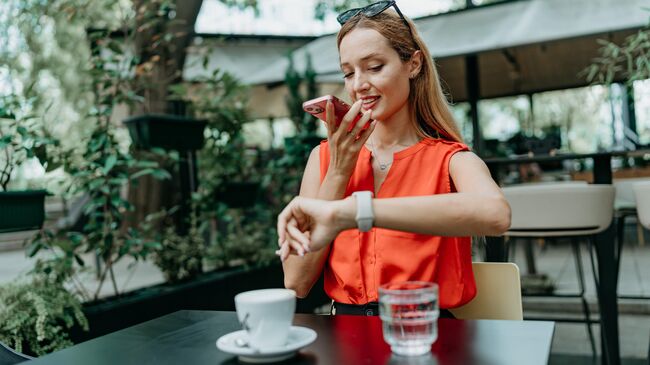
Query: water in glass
xmin=379 ymin=281 xmax=439 ymax=356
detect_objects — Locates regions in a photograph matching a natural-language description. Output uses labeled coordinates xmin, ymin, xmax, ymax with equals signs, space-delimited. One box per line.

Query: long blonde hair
xmin=336 ymin=11 xmax=463 ymax=143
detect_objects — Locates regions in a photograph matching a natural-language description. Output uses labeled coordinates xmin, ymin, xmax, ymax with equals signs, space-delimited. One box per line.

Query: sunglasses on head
xmin=337 ymin=1 xmax=417 ymax=48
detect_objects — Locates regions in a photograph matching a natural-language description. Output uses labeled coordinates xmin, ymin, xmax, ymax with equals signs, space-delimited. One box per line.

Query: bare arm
xmin=281 ymin=100 xmax=376 ymax=298
xmin=281 ymin=146 xmax=336 ymax=298
xmin=372 ymin=151 xmax=511 ymax=236
xmin=278 ymin=151 xmax=511 ymax=253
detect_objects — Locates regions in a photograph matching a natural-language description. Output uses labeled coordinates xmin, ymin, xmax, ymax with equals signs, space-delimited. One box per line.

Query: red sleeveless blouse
xmin=318 ymin=138 xmax=476 ymax=309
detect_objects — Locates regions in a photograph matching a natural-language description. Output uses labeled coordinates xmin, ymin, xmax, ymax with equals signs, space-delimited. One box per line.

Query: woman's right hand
xmin=276 ymin=196 xmax=356 ymax=261
xmin=325 ymin=99 xmax=375 ymax=178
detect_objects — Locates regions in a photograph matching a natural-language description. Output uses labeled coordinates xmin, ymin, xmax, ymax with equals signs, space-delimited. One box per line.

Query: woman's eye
xmin=369 ymin=65 xmax=383 ymax=72
xmin=343 ymin=72 xmax=354 ymax=79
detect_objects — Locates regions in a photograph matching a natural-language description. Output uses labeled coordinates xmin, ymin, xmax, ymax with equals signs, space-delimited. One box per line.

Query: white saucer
xmin=216 ymin=326 xmax=317 ymax=363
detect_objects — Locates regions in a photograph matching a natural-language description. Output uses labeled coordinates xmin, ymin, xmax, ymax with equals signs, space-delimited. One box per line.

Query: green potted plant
xmin=0 ymin=256 xmax=88 ymax=357
xmin=170 ymin=68 xmax=262 ymax=209
xmin=0 ymin=96 xmax=56 ymax=233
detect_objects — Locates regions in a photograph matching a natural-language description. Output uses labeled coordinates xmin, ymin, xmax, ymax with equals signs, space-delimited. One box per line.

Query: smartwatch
xmin=352 ymin=191 xmax=374 ymax=232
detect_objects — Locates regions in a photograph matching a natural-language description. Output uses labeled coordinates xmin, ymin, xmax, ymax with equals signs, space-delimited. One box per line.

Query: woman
xmin=277 ymin=1 xmax=511 ymax=316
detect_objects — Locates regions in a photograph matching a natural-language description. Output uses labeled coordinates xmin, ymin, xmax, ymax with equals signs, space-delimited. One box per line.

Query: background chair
xmin=614 ymin=177 xmax=649 ymax=249
xmin=502 ymin=183 xmax=615 ymax=356
xmin=504 ymin=180 xmax=587 ymax=291
xmin=613 ymin=178 xmax=650 ymax=300
xmin=634 ymin=181 xmax=650 ymax=231
xmin=0 ymin=341 xmax=33 ymax=365
xmin=450 ymin=262 xmax=523 ymax=320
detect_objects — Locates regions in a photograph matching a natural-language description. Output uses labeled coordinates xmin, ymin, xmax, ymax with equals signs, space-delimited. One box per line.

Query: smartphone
xmin=302 ymin=95 xmax=369 ymax=132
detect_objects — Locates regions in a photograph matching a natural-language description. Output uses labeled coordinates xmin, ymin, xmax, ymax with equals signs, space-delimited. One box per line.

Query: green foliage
xmin=169 ymin=66 xmax=279 ymax=272
xmin=285 ymin=53 xmax=319 ymax=135
xmin=0 ymin=0 xmax=128 ymax=159
xmin=260 ymin=52 xmax=324 ymax=209
xmin=169 ymin=69 xmax=255 ymax=213
xmin=313 ymin=0 xmax=374 ymax=21
xmin=218 ymin=0 xmax=259 ymax=12
xmin=205 ymin=207 xmax=277 ymax=270
xmin=21 ymin=0 xmax=174 ymax=300
xmin=0 ymin=95 xmax=59 ymax=191
xmin=146 ymin=210 xmax=206 ymax=283
xmin=585 ymin=11 xmax=650 ymax=85
xmin=0 ymin=278 xmax=88 ymax=356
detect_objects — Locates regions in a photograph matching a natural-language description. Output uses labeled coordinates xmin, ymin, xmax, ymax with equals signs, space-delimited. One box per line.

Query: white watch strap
xmin=352 ymin=191 xmax=374 ymax=232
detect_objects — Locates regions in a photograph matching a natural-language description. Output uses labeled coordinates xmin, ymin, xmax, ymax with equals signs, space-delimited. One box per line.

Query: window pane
xmin=532 ymin=86 xmax=611 ymax=153
xmin=450 ymin=102 xmax=473 ymax=146
xmin=478 ymin=95 xmax=529 ymax=141
xmin=634 ymin=79 xmax=650 ymax=146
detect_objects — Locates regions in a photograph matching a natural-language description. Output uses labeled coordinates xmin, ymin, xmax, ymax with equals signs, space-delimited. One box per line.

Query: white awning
xmin=242 ymin=0 xmax=648 ymax=100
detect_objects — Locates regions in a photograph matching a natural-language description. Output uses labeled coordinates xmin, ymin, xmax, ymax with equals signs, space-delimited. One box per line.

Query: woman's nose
xmin=353 ymin=73 xmax=370 ymax=93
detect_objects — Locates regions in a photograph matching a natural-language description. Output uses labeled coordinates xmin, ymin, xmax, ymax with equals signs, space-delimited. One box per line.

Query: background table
xmin=24 ymin=310 xmax=555 ymax=365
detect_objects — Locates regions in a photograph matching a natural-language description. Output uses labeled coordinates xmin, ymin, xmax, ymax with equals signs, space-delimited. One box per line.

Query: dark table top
xmin=483 ymin=149 xmax=650 ymax=166
xmin=24 ymin=310 xmax=555 ymax=365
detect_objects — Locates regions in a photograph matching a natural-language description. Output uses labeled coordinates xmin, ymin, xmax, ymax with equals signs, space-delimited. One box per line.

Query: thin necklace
xmin=370 ymin=134 xmax=392 ymax=171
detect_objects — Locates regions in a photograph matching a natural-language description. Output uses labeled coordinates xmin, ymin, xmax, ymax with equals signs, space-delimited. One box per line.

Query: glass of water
xmin=379 ymin=281 xmax=439 ymax=356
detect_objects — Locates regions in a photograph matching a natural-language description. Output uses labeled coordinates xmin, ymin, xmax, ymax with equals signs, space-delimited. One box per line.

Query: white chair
xmin=503 ymin=181 xmax=587 ymax=277
xmin=450 ymin=262 xmax=523 ymax=321
xmin=613 ymin=177 xmax=650 ymax=248
xmin=502 ymin=183 xmax=616 ymax=356
xmin=634 ymin=181 xmax=650 ymax=230
xmin=613 ymin=178 xmax=650 ymax=301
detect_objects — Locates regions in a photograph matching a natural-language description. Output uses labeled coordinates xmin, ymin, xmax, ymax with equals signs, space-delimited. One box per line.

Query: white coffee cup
xmin=234 ymin=288 xmax=296 ymax=350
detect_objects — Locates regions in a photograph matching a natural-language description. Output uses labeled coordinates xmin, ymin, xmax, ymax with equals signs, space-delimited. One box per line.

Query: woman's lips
xmin=360 ymin=97 xmax=379 ymax=111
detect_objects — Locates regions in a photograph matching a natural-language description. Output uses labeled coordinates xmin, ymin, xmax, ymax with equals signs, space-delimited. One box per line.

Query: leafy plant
xmin=285 ymin=52 xmax=319 ymax=135
xmin=0 ymin=95 xmax=58 ymax=191
xmin=169 ymin=67 xmax=279 ymax=271
xmin=169 ymin=68 xmax=255 ymax=211
xmin=0 ymin=277 xmax=88 ymax=357
xmin=585 ymin=10 xmax=650 ymax=85
xmin=262 ymin=52 xmax=322 ymax=210
xmin=141 ymin=207 xmax=207 ymax=283
xmin=205 ymin=206 xmax=277 ymax=270
xmin=23 ymin=2 xmax=175 ymax=300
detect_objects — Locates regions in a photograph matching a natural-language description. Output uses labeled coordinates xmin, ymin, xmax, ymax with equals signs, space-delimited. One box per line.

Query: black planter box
xmin=0 ymin=190 xmax=47 ymax=233
xmin=71 ymin=264 xmax=329 ymax=343
xmin=124 ymin=114 xmax=207 ymax=151
xmin=215 ymin=182 xmax=260 ymax=208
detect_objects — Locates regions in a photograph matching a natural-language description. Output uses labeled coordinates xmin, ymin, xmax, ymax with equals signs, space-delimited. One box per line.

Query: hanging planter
xmin=0 ymin=190 xmax=48 ymax=233
xmin=215 ymin=182 xmax=261 ymax=208
xmin=124 ymin=114 xmax=207 ymax=151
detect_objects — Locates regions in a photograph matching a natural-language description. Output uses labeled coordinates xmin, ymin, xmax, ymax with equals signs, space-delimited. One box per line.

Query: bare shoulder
xmin=310 ymin=144 xmax=321 ymax=157
xmin=449 ymin=151 xmax=498 ymax=193
xmin=449 ymin=150 xmax=488 ymax=171
xmin=306 ymin=144 xmax=321 ymax=169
